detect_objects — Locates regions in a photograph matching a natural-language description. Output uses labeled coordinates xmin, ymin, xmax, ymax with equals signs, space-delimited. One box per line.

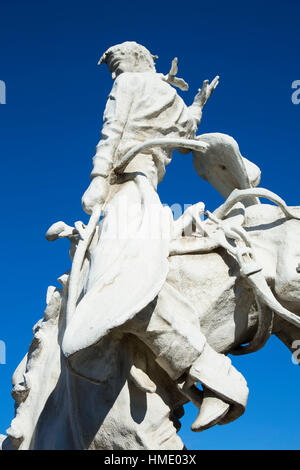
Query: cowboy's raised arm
xmin=188 ymin=76 xmax=220 ymax=126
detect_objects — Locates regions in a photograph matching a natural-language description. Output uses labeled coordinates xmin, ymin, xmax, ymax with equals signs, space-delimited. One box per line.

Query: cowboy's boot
xmin=191 ymin=388 xmax=230 ymax=432
xmin=176 ymin=380 xmax=229 ymax=433
xmin=187 ymin=342 xmax=249 ymax=431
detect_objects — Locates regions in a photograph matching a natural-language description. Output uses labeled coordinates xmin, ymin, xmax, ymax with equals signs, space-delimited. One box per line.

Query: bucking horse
xmin=1 ymin=135 xmax=300 ymax=450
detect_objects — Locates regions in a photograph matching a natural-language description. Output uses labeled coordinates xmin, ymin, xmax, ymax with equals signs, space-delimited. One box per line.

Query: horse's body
xmin=2 ymin=203 xmax=300 ymax=450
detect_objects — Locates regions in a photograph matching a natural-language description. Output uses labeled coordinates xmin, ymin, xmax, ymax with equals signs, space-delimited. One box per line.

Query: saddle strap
xmin=231 ymin=295 xmax=274 ymax=355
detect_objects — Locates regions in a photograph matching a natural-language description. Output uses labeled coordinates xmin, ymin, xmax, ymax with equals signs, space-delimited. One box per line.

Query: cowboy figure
xmin=62 ymin=42 xmax=249 ymax=431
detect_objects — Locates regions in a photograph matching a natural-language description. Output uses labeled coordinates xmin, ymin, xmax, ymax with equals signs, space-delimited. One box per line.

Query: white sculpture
xmin=2 ymin=42 xmax=300 ymax=450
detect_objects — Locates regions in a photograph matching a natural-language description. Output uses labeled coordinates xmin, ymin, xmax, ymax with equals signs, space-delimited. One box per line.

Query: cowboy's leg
xmin=123 ymin=281 xmax=249 ymax=430
xmin=124 ymin=280 xmax=206 ymax=379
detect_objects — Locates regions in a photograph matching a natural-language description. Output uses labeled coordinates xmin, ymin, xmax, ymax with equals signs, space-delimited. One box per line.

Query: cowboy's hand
xmin=193 ymin=76 xmax=219 ymax=109
xmin=82 ymin=176 xmax=109 ymax=214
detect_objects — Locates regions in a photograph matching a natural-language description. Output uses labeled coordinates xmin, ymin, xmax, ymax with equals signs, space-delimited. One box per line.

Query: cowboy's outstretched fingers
xmin=202 ymin=79 xmax=209 ymax=92
xmin=169 ymin=57 xmax=178 ymax=76
xmin=211 ymin=75 xmax=220 ymax=90
xmin=194 ymin=77 xmax=219 ymax=110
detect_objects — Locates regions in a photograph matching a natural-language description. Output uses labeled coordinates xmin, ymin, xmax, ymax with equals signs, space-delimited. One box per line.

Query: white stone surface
xmin=2 ymin=42 xmax=300 ymax=450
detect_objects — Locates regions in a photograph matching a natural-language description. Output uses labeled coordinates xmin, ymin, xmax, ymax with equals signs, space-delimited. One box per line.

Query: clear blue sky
xmin=0 ymin=0 xmax=300 ymax=450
